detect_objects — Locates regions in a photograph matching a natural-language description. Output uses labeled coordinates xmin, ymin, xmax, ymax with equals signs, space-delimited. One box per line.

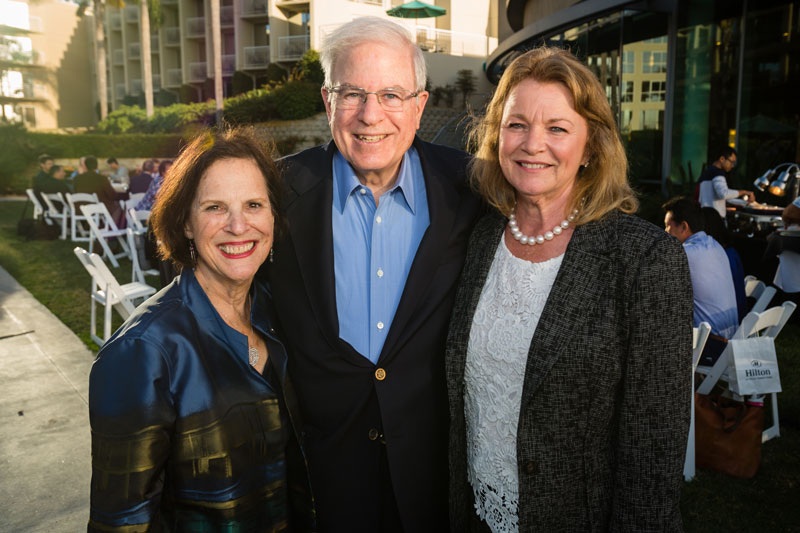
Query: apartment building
xmin=104 ymin=0 xmax=499 ymax=108
xmin=1 ymin=0 xmax=95 ymax=129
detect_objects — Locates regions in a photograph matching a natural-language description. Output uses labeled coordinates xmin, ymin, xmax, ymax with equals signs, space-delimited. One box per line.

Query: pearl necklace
xmin=508 ymin=207 xmax=578 ymax=245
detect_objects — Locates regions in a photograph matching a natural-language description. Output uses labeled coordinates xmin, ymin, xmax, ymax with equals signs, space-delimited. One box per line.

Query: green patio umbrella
xmin=386 ymin=0 xmax=446 ymax=19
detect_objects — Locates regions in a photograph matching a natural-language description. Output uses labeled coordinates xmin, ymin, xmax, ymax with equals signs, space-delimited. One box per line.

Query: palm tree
xmin=139 ymin=0 xmax=153 ymax=117
xmin=209 ymin=0 xmax=222 ymax=124
xmin=92 ymin=0 xmax=108 ymax=121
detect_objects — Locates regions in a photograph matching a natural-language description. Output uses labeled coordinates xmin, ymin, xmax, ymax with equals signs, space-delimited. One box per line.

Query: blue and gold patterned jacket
xmin=88 ymin=269 xmax=315 ymax=532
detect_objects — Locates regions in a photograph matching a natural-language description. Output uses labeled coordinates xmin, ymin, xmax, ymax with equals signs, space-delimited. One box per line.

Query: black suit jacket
xmin=267 ymin=138 xmax=480 ymax=532
xmin=446 ymin=210 xmax=692 ymax=532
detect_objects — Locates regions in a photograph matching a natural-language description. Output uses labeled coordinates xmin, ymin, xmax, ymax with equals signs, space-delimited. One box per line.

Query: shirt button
xmin=377 ymin=269 xmax=384 ymax=278
xmin=368 ymin=428 xmax=380 ymax=440
xmin=359 ymin=188 xmax=367 ymax=195
xmin=375 ymin=368 xmax=386 ymax=380
xmin=377 ymin=321 xmax=384 ymax=330
xmin=376 ymin=216 xmax=382 ymax=224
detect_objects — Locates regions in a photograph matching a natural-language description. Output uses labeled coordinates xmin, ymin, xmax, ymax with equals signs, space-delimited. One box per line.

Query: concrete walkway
xmin=0 ymin=266 xmax=93 ymax=532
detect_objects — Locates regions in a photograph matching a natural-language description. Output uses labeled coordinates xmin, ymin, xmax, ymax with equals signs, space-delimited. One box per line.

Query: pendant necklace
xmin=247 ymin=293 xmax=259 ymax=367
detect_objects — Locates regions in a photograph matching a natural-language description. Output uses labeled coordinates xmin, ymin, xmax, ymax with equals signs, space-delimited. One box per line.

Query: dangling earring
xmin=269 ymin=247 xmax=274 ymax=263
xmin=189 ymin=240 xmax=197 ymax=263
xmin=582 ymin=160 xmax=591 ymax=168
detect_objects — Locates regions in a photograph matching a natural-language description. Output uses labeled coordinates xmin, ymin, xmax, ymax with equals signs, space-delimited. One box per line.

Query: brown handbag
xmin=694 ymin=392 xmax=764 ymax=478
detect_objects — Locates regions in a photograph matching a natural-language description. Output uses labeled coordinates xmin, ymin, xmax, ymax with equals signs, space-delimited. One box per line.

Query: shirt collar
xmin=684 ymin=231 xmax=708 ymax=246
xmin=332 ymin=149 xmax=420 ymax=214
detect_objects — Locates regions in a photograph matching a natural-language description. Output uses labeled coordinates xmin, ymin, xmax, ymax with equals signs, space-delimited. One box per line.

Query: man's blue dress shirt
xmin=332 ymin=149 xmax=430 ymax=363
xmin=683 ymin=231 xmax=739 ymax=338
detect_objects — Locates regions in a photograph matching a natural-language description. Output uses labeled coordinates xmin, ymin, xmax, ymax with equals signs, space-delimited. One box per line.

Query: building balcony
xmin=413 ymin=27 xmax=489 ymax=57
xmin=110 ymin=13 xmax=122 ymax=31
xmin=240 ymin=0 xmax=268 ymax=18
xmin=278 ymin=34 xmax=308 ymax=61
xmin=150 ymin=34 xmax=159 ymax=52
xmin=222 ymin=54 xmax=235 ymax=75
xmin=153 ymin=74 xmax=161 ymax=91
xmin=186 ymin=17 xmax=206 ymax=38
xmin=274 ymin=0 xmax=309 ymax=14
xmin=112 ymin=48 xmax=124 ymax=65
xmin=129 ymin=42 xmax=141 ymax=60
xmin=221 ymin=5 xmax=234 ymax=27
xmin=164 ymin=27 xmax=180 ymax=46
xmin=0 ymin=48 xmax=46 ymax=67
xmin=349 ymin=0 xmax=382 ymax=5
xmin=115 ymin=83 xmax=126 ymax=100
xmin=131 ymin=78 xmax=142 ymax=96
xmin=124 ymin=5 xmax=139 ymax=24
xmin=243 ymin=45 xmax=269 ymax=69
xmin=189 ymin=61 xmax=207 ymax=82
xmin=167 ymin=68 xmax=183 ymax=87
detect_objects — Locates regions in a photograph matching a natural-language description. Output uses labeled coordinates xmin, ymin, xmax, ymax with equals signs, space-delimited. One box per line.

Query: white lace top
xmin=464 ymin=236 xmax=564 ymax=533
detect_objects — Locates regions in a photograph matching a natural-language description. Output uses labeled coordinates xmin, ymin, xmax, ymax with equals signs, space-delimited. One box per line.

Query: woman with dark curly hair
xmin=446 ymin=47 xmax=692 ymax=532
xmin=88 ymin=127 xmax=314 ymax=532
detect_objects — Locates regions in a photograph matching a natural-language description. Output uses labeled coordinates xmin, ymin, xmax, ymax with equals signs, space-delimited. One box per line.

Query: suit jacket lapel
xmin=284 ymin=142 xmax=342 ymax=350
xmin=519 ymin=215 xmax=616 ymax=409
xmin=378 ymin=138 xmax=461 ymax=363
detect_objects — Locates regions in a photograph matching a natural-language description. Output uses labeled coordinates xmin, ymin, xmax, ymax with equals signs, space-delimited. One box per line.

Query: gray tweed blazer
xmin=446 ymin=209 xmax=693 ymax=532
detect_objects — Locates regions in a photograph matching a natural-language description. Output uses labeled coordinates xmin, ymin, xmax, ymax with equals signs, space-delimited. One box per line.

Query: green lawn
xmin=1 ymin=198 xmax=798 ymax=530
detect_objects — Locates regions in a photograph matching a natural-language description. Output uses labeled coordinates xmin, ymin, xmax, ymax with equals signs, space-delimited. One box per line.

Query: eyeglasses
xmin=327 ymin=86 xmax=418 ymax=110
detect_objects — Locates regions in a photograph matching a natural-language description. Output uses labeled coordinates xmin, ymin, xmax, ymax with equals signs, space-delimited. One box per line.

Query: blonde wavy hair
xmin=469 ymin=47 xmax=638 ymax=223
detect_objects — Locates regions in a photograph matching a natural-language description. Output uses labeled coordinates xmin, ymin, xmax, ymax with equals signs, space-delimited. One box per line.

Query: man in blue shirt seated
xmin=664 ymin=197 xmax=739 ymax=363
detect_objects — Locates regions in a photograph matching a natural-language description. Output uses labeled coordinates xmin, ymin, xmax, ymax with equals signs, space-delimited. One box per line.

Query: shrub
xmin=231 ymin=71 xmax=255 ymax=96
xmin=273 ymin=81 xmax=324 ymax=120
xmin=224 ymin=87 xmax=278 ymax=124
xmin=265 ymin=63 xmax=288 ymax=84
xmin=291 ymin=49 xmax=324 ymax=85
xmin=274 ymin=135 xmax=305 ymax=156
xmin=95 ymin=105 xmax=148 ymax=134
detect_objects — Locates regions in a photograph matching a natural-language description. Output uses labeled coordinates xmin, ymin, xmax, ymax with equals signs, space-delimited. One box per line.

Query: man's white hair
xmin=320 ymin=16 xmax=427 ymax=92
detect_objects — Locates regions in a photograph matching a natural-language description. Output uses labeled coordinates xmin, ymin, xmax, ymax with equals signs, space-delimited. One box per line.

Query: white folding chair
xmin=744 ymin=275 xmax=777 ymax=314
xmin=126 ymin=207 xmax=150 ymax=233
xmin=80 ymin=202 xmax=131 ymax=267
xmin=684 ymin=321 xmax=711 ymax=482
xmin=66 ymin=192 xmax=98 ymax=242
xmin=73 ymin=247 xmax=156 ymax=346
xmin=41 ymin=192 xmax=70 ymax=239
xmin=121 ymin=192 xmax=145 ymax=213
xmin=696 ymin=301 xmax=796 ymax=442
xmin=25 ymin=188 xmax=49 ymax=221
xmin=126 ymin=228 xmax=159 ymax=284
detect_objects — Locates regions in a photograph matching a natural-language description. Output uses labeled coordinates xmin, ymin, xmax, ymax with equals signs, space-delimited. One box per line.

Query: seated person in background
xmin=73 ymin=155 xmax=123 ymax=223
xmin=33 ymin=162 xmax=70 ymax=202
xmin=32 ymin=154 xmax=54 ymax=199
xmin=773 ymin=197 xmax=800 ymax=295
xmin=106 ymin=157 xmax=129 ymax=186
xmin=698 ymin=146 xmax=752 ymax=218
xmin=664 ymin=197 xmax=739 ymax=363
xmin=135 ymin=159 xmax=171 ymax=211
xmin=702 ymin=206 xmax=746 ymax=320
xmin=128 ymin=159 xmax=155 ymax=194
xmin=70 ymin=156 xmax=87 ymax=179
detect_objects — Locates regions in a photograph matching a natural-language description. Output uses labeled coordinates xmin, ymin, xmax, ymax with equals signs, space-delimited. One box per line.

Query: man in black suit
xmin=266 ymin=16 xmax=480 ymax=533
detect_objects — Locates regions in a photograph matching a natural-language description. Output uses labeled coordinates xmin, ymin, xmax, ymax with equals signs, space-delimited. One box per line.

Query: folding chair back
xmin=744 ymin=275 xmax=776 ymax=314
xmin=41 ymin=192 xmax=69 ymax=239
xmin=685 ymin=322 xmax=711 ymax=481
xmin=25 ymin=188 xmax=48 ymax=221
xmin=66 ymin=192 xmax=98 ymax=242
xmin=126 ymin=228 xmax=158 ymax=284
xmin=126 ymin=208 xmax=150 ymax=233
xmin=121 ymin=193 xmax=145 ymax=213
xmin=80 ymin=202 xmax=130 ymax=267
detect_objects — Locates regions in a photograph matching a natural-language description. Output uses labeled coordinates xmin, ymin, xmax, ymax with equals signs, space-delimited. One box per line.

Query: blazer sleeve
xmin=611 ymin=234 xmax=692 ymax=532
xmin=88 ymin=337 xmax=174 ymax=532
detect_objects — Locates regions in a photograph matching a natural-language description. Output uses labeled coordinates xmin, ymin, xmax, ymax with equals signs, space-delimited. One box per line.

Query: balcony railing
xmin=112 ymin=48 xmax=124 ymax=65
xmin=186 ymin=17 xmax=206 ymax=38
xmin=241 ymin=0 xmax=268 ymax=16
xmin=115 ymin=83 xmax=126 ymax=100
xmin=349 ymin=0 xmax=382 ymax=5
xmin=110 ymin=13 xmax=122 ymax=31
xmin=150 ymin=34 xmax=159 ymax=52
xmin=221 ymin=5 xmax=234 ymax=27
xmin=0 ymin=48 xmax=45 ymax=66
xmin=124 ymin=5 xmax=139 ymax=23
xmin=413 ymin=27 xmax=489 ymax=57
xmin=129 ymin=42 xmax=141 ymax=60
xmin=131 ymin=78 xmax=142 ymax=95
xmin=189 ymin=61 xmax=207 ymax=82
xmin=164 ymin=27 xmax=180 ymax=46
xmin=243 ymin=45 xmax=269 ymax=68
xmin=222 ymin=54 xmax=235 ymax=75
xmin=167 ymin=68 xmax=183 ymax=87
xmin=278 ymin=35 xmax=309 ymax=61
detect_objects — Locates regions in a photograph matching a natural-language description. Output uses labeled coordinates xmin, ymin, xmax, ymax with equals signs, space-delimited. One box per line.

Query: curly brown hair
xmin=469 ymin=47 xmax=637 ymax=223
xmin=149 ymin=127 xmax=286 ymax=270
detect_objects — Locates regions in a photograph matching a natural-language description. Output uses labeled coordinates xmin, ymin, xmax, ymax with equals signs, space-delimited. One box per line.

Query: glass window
xmin=642 ymin=51 xmax=667 ymax=72
xmin=623 ymin=50 xmax=635 ymax=73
